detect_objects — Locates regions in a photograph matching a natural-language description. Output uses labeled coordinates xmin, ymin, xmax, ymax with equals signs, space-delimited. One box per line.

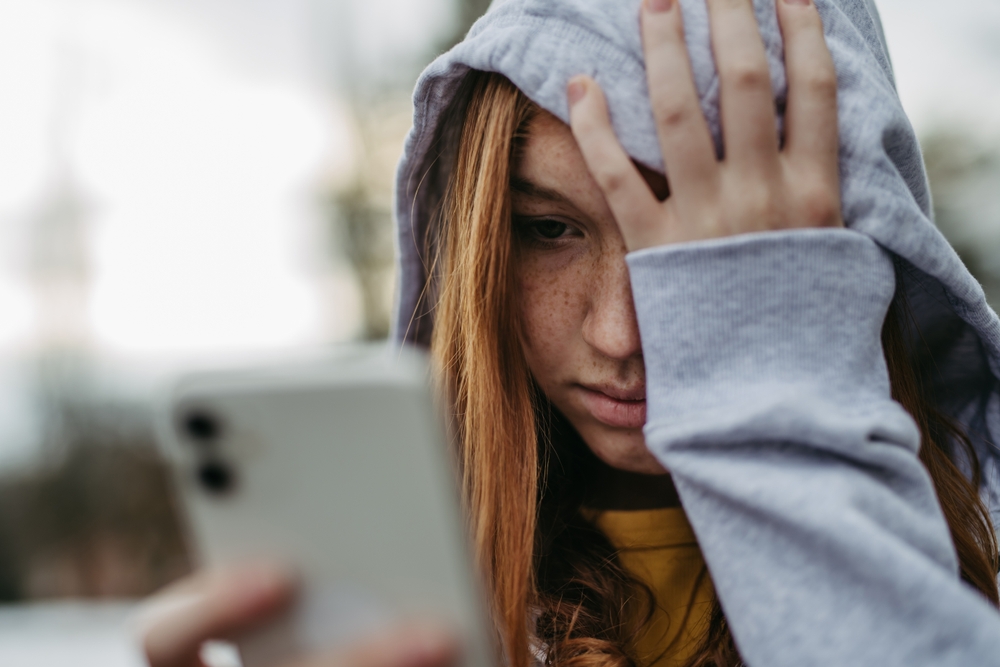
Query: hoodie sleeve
xmin=626 ymin=228 xmax=1000 ymax=667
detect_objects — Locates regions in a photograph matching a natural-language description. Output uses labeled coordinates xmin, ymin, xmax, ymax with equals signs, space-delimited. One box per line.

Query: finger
xmin=706 ymin=0 xmax=780 ymax=170
xmin=641 ymin=0 xmax=719 ymax=203
xmin=281 ymin=621 xmax=460 ymax=667
xmin=142 ymin=563 xmax=296 ymax=667
xmin=776 ymin=0 xmax=838 ymax=171
xmin=567 ymin=76 xmax=662 ymax=251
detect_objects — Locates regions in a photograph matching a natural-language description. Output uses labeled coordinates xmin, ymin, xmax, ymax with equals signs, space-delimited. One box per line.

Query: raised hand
xmin=567 ymin=0 xmax=843 ymax=252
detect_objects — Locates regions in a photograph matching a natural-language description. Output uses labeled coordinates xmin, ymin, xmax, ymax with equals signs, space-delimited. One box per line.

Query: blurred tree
xmin=331 ymin=183 xmax=396 ymax=341
xmin=326 ymin=0 xmax=494 ymax=341
xmin=328 ymin=100 xmax=413 ymax=341
xmin=922 ymin=130 xmax=1000 ymax=308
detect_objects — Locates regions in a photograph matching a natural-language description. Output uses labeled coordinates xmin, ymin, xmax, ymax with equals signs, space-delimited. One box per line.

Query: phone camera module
xmin=181 ymin=409 xmax=222 ymax=444
xmin=196 ymin=459 xmax=236 ymax=495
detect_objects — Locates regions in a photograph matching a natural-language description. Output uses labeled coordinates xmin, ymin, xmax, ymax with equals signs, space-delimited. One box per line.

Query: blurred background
xmin=0 ymin=0 xmax=996 ymax=663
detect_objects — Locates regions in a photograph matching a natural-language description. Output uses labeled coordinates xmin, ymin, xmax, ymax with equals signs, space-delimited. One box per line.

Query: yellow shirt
xmin=587 ymin=507 xmax=714 ymax=667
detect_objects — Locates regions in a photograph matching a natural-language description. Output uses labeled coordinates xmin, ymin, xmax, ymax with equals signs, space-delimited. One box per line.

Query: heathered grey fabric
xmin=629 ymin=230 xmax=1000 ymax=665
xmin=391 ymin=0 xmax=1000 ymax=664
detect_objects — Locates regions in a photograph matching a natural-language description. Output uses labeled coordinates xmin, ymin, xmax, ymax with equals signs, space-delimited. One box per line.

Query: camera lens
xmin=196 ymin=459 xmax=236 ymax=495
xmin=181 ymin=409 xmax=222 ymax=443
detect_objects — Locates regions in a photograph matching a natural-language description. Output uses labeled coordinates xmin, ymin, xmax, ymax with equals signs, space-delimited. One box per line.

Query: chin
xmin=580 ymin=423 xmax=667 ymax=475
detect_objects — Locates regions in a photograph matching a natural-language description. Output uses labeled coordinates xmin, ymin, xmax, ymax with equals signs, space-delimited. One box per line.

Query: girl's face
xmin=513 ymin=111 xmax=668 ymax=475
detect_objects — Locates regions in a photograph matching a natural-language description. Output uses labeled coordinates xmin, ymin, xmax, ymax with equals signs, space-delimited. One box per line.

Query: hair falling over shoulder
xmin=428 ymin=71 xmax=540 ymax=667
xmin=424 ymin=71 xmax=999 ymax=667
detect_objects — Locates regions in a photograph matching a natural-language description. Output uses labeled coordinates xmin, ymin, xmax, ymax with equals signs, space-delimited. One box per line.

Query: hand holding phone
xmin=154 ymin=346 xmax=491 ymax=667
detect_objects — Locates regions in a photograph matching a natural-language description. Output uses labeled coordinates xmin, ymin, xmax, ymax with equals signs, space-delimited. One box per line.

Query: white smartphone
xmin=155 ymin=345 xmax=493 ymax=667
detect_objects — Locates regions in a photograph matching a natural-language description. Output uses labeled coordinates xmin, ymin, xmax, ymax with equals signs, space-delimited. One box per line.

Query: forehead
xmin=514 ymin=110 xmax=669 ymax=203
xmin=514 ymin=110 xmax=596 ymax=195
xmin=522 ymin=110 xmax=578 ymax=158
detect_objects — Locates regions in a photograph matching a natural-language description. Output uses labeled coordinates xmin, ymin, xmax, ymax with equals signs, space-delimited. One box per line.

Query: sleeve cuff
xmin=626 ymin=228 xmax=915 ymax=451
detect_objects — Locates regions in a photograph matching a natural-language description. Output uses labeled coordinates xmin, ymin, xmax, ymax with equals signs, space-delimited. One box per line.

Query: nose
xmin=581 ymin=254 xmax=642 ymax=361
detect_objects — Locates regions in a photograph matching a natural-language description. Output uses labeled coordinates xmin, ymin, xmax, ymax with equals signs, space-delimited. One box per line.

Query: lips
xmin=578 ymin=384 xmax=646 ymax=429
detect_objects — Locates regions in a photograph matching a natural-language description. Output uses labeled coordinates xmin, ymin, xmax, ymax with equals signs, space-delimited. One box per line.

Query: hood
xmin=391 ymin=0 xmax=1000 ymax=499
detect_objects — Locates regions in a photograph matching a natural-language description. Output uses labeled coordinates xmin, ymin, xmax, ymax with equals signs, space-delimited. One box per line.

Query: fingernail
xmin=567 ymin=77 xmax=587 ymax=107
xmin=783 ymin=0 xmax=810 ymax=5
xmin=646 ymin=0 xmax=673 ymax=12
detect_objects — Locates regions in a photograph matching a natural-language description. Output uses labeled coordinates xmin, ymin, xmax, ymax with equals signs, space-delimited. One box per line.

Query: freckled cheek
xmin=516 ymin=264 xmax=588 ymax=384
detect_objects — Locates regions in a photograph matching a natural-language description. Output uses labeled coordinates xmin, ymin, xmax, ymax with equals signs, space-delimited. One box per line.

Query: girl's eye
xmin=533 ymin=220 xmax=568 ymax=239
xmin=516 ymin=217 xmax=575 ymax=242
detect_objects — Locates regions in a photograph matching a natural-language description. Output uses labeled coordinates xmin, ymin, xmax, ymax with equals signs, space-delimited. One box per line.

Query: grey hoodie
xmin=392 ymin=0 xmax=1000 ymax=664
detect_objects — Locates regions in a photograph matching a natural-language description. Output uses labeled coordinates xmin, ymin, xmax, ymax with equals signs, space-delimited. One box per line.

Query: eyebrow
xmin=510 ymin=177 xmax=575 ymax=208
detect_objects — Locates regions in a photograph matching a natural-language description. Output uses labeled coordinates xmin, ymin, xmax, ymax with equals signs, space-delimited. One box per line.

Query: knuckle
xmin=804 ymin=69 xmax=837 ymax=98
xmin=594 ymin=166 xmax=629 ymax=195
xmin=722 ymin=62 xmax=771 ymax=92
xmin=653 ymin=102 xmax=694 ymax=131
xmin=797 ymin=181 xmax=840 ymax=224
